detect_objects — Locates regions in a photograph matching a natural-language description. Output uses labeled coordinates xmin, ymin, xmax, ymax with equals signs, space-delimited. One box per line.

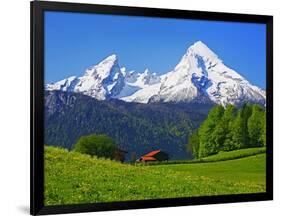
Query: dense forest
xmin=44 ymin=91 xmax=211 ymax=160
xmin=188 ymin=104 xmax=266 ymax=159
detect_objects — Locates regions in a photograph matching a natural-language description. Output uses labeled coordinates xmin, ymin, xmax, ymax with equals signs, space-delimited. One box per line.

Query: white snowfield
xmin=46 ymin=41 xmax=266 ymax=106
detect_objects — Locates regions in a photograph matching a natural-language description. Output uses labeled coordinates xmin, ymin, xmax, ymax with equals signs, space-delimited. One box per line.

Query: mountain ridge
xmin=46 ymin=41 xmax=266 ymax=106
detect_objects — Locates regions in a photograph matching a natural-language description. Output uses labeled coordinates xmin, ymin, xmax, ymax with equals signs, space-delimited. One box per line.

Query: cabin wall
xmin=154 ymin=152 xmax=169 ymax=161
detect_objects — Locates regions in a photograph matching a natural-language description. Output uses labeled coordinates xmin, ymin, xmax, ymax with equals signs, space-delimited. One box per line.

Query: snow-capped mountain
xmin=122 ymin=41 xmax=266 ymax=106
xmin=46 ymin=54 xmax=125 ymax=100
xmin=46 ymin=41 xmax=266 ymax=106
xmin=115 ymin=68 xmax=161 ymax=99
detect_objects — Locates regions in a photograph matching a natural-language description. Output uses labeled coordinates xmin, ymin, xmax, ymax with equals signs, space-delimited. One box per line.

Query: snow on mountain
xmin=45 ymin=76 xmax=79 ymax=92
xmin=123 ymin=68 xmax=160 ymax=88
xmin=121 ymin=82 xmax=162 ymax=103
xmin=120 ymin=41 xmax=266 ymax=106
xmin=115 ymin=68 xmax=161 ymax=99
xmin=46 ymin=41 xmax=266 ymax=106
xmin=46 ymin=54 xmax=125 ymax=100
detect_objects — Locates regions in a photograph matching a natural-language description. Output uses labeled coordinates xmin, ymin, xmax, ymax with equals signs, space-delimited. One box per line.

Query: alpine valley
xmin=45 ymin=41 xmax=266 ymax=160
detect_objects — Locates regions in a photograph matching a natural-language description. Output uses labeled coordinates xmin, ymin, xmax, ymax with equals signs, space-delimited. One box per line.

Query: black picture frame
xmin=30 ymin=1 xmax=273 ymax=215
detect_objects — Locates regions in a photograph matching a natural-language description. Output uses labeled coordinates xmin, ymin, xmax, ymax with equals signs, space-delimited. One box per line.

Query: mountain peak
xmin=107 ymin=53 xmax=118 ymax=60
xmin=192 ymin=40 xmax=208 ymax=48
xmin=187 ymin=41 xmax=219 ymax=62
xmin=98 ymin=54 xmax=118 ymax=65
xmin=84 ymin=54 xmax=119 ymax=77
xmin=143 ymin=68 xmax=150 ymax=75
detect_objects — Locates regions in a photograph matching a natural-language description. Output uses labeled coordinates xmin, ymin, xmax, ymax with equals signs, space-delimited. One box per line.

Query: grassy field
xmin=201 ymin=147 xmax=266 ymax=162
xmin=140 ymin=147 xmax=266 ymax=166
xmin=44 ymin=146 xmax=266 ymax=206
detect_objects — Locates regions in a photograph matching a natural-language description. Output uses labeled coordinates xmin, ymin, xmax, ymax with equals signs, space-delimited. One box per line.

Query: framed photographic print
xmin=31 ymin=1 xmax=273 ymax=215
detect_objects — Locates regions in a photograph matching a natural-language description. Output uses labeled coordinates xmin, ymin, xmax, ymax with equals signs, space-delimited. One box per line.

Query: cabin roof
xmin=141 ymin=156 xmax=157 ymax=161
xmin=143 ymin=150 xmax=161 ymax=157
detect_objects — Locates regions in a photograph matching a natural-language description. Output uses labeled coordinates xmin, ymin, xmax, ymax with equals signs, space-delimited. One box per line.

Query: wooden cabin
xmin=114 ymin=148 xmax=128 ymax=163
xmin=138 ymin=150 xmax=169 ymax=162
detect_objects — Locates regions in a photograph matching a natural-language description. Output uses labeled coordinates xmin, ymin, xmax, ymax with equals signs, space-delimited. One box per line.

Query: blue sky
xmin=44 ymin=11 xmax=266 ymax=88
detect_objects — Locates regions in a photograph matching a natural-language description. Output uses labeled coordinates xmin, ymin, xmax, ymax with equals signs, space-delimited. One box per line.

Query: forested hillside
xmin=45 ymin=91 xmax=210 ymax=160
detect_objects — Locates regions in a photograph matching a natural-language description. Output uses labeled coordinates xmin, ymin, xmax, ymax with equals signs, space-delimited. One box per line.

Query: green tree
xmin=231 ymin=110 xmax=243 ymax=148
xmin=248 ymin=105 xmax=264 ymax=147
xmin=221 ymin=104 xmax=237 ymax=151
xmin=211 ymin=121 xmax=225 ymax=152
xmin=231 ymin=104 xmax=252 ymax=149
xmin=261 ymin=111 xmax=266 ymax=146
xmin=241 ymin=104 xmax=253 ymax=147
xmin=211 ymin=105 xmax=237 ymax=152
xmin=74 ymin=134 xmax=116 ymax=158
xmin=198 ymin=105 xmax=224 ymax=158
xmin=188 ymin=130 xmax=200 ymax=159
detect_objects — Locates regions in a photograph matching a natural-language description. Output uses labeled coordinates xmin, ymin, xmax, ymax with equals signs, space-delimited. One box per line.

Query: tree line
xmin=188 ymin=104 xmax=266 ymax=159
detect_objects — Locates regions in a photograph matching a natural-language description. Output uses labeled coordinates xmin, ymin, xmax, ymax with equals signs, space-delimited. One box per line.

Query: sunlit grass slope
xmin=45 ymin=146 xmax=265 ymax=205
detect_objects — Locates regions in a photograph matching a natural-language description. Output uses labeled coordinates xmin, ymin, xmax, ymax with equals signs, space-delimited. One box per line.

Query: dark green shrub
xmin=74 ymin=134 xmax=116 ymax=158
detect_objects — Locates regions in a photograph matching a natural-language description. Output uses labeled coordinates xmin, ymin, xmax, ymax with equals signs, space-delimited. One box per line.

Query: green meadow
xmin=44 ymin=146 xmax=266 ymax=206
